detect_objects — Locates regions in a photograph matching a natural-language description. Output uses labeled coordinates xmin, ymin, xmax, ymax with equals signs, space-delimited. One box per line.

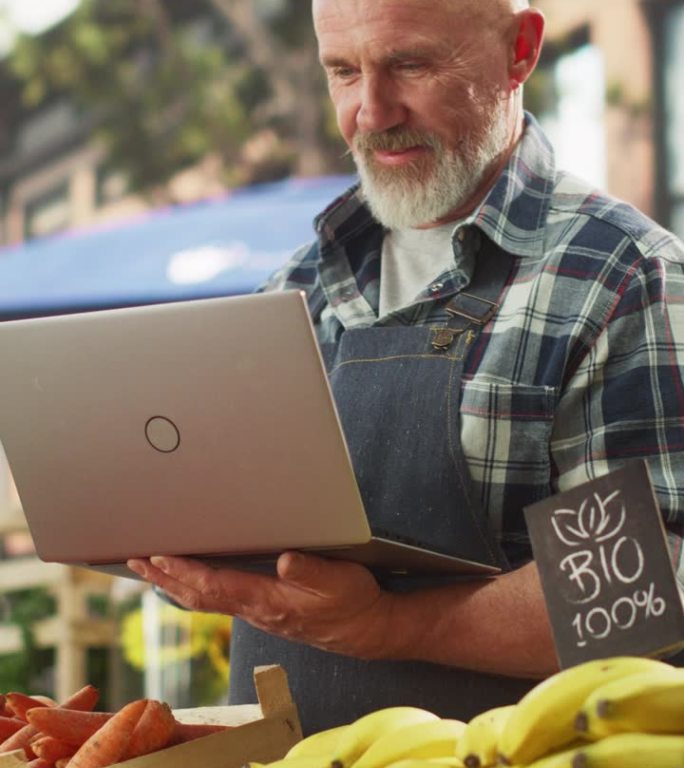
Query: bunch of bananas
xmin=496 ymin=654 xmax=683 ymax=767
xmin=248 ymin=655 xmax=683 ymax=768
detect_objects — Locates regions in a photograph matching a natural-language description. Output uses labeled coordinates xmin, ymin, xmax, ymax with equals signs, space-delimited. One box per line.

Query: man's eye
xmin=395 ymin=61 xmax=426 ymax=73
xmin=331 ymin=66 xmax=357 ymax=79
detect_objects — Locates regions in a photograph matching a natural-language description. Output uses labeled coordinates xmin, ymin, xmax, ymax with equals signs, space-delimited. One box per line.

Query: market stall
xmin=0 ymin=175 xmax=355 ymax=319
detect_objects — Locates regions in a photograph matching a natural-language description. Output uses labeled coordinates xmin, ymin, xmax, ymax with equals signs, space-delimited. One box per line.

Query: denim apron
xmin=228 ymin=235 xmax=536 ymax=733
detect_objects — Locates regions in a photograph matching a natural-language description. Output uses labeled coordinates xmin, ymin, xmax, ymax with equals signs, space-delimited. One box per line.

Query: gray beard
xmin=353 ymin=109 xmax=510 ymax=229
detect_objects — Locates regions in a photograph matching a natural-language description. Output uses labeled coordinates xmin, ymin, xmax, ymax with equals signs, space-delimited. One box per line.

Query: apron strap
xmin=448 ymin=234 xmax=512 ymax=323
xmin=307 ymin=283 xmax=327 ymax=324
xmin=433 ymin=234 xmax=513 ymax=351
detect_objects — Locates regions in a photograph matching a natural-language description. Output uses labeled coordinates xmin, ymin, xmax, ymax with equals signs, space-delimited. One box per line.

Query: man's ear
xmin=509 ymin=9 xmax=546 ymax=89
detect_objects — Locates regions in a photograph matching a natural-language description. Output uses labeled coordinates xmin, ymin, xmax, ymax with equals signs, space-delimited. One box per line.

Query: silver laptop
xmin=0 ymin=291 xmax=499 ymax=579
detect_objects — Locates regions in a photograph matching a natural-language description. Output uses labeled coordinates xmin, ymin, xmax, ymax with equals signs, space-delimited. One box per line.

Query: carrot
xmin=0 ymin=722 xmax=39 ymax=759
xmin=0 ymin=714 xmax=28 ymax=741
xmin=32 ymin=695 xmax=59 ymax=707
xmin=26 ymin=710 xmax=113 ymax=747
xmin=0 ymin=685 xmax=100 ymax=759
xmin=121 ymin=700 xmax=176 ymax=760
xmin=59 ymin=686 xmax=100 ymax=713
xmin=6 ymin=692 xmax=53 ymax=721
xmin=27 ymin=759 xmax=54 ymax=768
xmin=31 ymin=735 xmax=77 ymax=762
xmin=67 ymin=699 xmax=148 ymax=768
xmin=171 ymin=721 xmax=232 ymax=743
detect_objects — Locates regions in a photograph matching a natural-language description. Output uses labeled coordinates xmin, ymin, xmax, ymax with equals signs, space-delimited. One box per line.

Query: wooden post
xmin=53 ymin=569 xmax=89 ymax=702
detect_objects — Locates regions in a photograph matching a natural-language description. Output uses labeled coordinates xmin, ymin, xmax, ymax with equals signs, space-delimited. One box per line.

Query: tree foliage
xmin=0 ymin=588 xmax=55 ymax=692
xmin=7 ymin=0 xmax=349 ymax=198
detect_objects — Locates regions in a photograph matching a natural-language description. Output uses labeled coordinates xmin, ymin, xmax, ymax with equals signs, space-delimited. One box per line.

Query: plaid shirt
xmin=261 ymin=114 xmax=684 ymax=587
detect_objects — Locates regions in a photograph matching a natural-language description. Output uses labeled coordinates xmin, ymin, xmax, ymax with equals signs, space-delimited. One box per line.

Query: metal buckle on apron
xmin=431 ymin=292 xmax=500 ymax=352
xmin=446 ymin=293 xmax=500 ymax=326
xmin=431 ymin=328 xmax=462 ymax=352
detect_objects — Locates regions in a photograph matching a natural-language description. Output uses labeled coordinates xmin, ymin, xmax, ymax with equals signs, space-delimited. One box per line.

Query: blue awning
xmin=0 ymin=175 xmax=356 ymax=318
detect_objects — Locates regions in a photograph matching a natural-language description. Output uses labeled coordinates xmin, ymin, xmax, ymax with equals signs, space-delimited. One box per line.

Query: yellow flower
xmin=121 ymin=604 xmax=232 ymax=683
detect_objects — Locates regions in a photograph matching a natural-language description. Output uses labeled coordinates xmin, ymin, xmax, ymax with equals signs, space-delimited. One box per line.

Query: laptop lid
xmin=0 ymin=291 xmax=499 ymax=578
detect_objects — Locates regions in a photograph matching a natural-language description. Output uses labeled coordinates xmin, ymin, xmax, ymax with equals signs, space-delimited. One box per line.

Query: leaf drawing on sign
xmin=593 ymin=490 xmax=626 ymax=542
xmin=578 ymin=494 xmax=600 ymax=539
xmin=550 ymin=490 xmax=626 ymax=546
xmin=551 ymin=508 xmax=590 ymax=546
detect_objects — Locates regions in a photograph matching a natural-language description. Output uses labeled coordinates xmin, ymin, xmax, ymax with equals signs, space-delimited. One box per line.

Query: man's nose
xmin=356 ymin=75 xmax=405 ymax=134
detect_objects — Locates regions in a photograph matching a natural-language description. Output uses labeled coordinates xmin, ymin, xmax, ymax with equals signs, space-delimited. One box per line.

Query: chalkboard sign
xmin=524 ymin=460 xmax=684 ymax=668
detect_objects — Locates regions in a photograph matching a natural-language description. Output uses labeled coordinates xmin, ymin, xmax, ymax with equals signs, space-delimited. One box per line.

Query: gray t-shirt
xmin=379 ymin=222 xmax=459 ymax=317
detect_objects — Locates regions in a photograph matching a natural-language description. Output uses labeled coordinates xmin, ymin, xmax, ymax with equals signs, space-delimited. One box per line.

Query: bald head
xmin=457 ymin=0 xmax=530 ymax=11
xmin=313 ymin=0 xmax=530 ymax=18
xmin=458 ymin=0 xmax=530 ymax=12
xmin=446 ymin=0 xmax=531 ymax=32
xmin=313 ymin=0 xmax=534 ymax=47
xmin=312 ymin=0 xmax=528 ymax=8
xmin=313 ymin=0 xmax=543 ymax=80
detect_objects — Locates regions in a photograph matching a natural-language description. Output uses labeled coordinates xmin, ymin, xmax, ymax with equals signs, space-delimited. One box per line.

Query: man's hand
xmin=127 ymin=552 xmax=397 ymax=659
xmin=128 ymin=555 xmax=558 ymax=677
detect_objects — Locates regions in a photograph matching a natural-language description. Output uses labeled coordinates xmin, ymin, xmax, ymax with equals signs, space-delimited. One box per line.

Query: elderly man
xmin=129 ymin=0 xmax=684 ymax=734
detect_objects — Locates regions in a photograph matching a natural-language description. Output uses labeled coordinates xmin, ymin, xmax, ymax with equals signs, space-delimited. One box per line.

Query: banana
xmin=381 ymin=759 xmax=465 ymax=768
xmin=328 ymin=707 xmax=440 ymax=768
xmin=400 ymin=734 xmax=684 ymax=768
xmin=569 ymin=732 xmax=684 ymax=768
xmin=286 ymin=725 xmax=350 ymax=759
xmin=574 ymin=667 xmax=684 ymax=738
xmin=516 ymin=743 xmax=582 ymax=768
xmin=497 ymin=655 xmax=672 ymax=765
xmin=349 ymin=718 xmax=467 ymax=768
xmin=245 ymin=759 xmax=325 ymax=768
xmin=455 ymin=704 xmax=516 ymax=768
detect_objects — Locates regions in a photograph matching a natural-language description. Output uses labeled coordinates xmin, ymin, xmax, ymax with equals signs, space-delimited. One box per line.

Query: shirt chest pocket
xmin=459 ymin=378 xmax=558 ymax=517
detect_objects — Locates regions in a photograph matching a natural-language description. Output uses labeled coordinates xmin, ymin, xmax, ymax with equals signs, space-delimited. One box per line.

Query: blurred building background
xmin=0 ymin=0 xmax=681 ymax=709
xmin=533 ymin=0 xmax=683 ymax=237
xmin=0 ymin=0 xmax=351 ymax=247
xmin=0 ymin=0 xmax=681 ymax=249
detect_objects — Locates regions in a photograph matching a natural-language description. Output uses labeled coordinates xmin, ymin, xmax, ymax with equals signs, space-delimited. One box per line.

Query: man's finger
xmin=149 ymin=555 xmax=199 ymax=577
xmin=276 ymin=551 xmax=370 ymax=595
xmin=130 ymin=554 xmax=280 ymax=615
xmin=151 ymin=555 xmax=276 ymax=595
xmin=128 ymin=557 xmax=203 ymax=610
xmin=147 ymin=555 xmax=235 ymax=597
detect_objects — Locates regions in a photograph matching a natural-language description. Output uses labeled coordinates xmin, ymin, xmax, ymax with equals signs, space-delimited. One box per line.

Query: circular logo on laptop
xmin=145 ymin=416 xmax=181 ymax=453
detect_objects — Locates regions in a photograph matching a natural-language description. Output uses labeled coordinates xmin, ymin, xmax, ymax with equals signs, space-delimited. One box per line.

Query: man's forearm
xmin=381 ymin=561 xmax=559 ymax=678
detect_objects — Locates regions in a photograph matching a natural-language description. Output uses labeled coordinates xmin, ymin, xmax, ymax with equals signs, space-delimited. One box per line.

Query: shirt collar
xmin=314 ymin=112 xmax=556 ymax=262
xmin=469 ymin=112 xmax=555 ymax=260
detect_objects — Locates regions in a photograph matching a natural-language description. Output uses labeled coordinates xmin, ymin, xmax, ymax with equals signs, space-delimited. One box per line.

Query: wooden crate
xmin=0 ymin=665 xmax=302 ymax=768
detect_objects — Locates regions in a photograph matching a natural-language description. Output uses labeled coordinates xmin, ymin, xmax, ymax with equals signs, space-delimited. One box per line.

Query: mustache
xmin=354 ymin=128 xmax=442 ymax=154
